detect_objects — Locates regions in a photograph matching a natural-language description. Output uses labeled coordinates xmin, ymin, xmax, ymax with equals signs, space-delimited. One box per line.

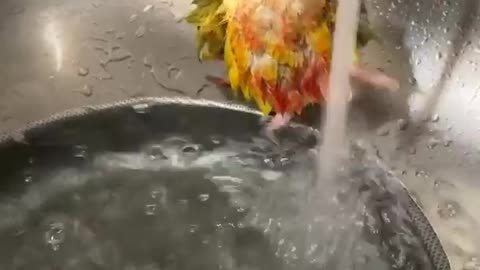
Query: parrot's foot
xmin=350 ymin=66 xmax=400 ymax=92
xmin=264 ymin=113 xmax=292 ymax=145
xmin=206 ymin=75 xmax=230 ymax=88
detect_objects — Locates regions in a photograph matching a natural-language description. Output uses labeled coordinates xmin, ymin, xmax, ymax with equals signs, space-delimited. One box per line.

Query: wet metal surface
xmin=0 ymin=0 xmax=225 ymax=132
xmin=1 ymin=0 xmax=480 ymax=269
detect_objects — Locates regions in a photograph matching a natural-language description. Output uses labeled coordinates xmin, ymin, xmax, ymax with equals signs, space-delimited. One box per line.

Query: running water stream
xmin=317 ymin=0 xmax=361 ymax=184
xmin=311 ymin=2 xmax=367 ymax=269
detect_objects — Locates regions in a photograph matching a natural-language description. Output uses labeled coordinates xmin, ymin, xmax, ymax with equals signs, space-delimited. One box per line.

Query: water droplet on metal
xmin=143 ymin=56 xmax=153 ymax=68
xmin=433 ymin=178 xmax=454 ymax=191
xmin=427 ymin=138 xmax=441 ymax=149
xmin=431 ymin=114 xmax=440 ymax=122
xmin=443 ymin=138 xmax=453 ymax=147
xmin=437 ymin=200 xmax=460 ymax=219
xmin=376 ymin=125 xmax=390 ymax=136
xmin=408 ymin=147 xmax=417 ymax=155
xmin=415 ymin=170 xmax=426 ymax=178
xmin=143 ymin=4 xmax=154 ymax=12
xmin=115 ymin=32 xmax=126 ymax=40
xmin=78 ymin=67 xmax=89 ymax=76
xmin=129 ymin=14 xmax=138 ymax=23
xmin=135 ymin=25 xmax=146 ymax=38
xmin=74 ymin=84 xmax=94 ymax=97
xmin=110 ymin=48 xmax=132 ymax=62
xmin=396 ymin=119 xmax=408 ymax=131
xmin=436 ymin=52 xmax=443 ymax=60
xmin=93 ymin=68 xmax=113 ymax=80
xmin=167 ymin=66 xmax=182 ymax=79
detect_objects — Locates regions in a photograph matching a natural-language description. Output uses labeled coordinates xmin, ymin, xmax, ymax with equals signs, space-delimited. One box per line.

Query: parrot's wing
xmin=185 ymin=0 xmax=227 ymax=60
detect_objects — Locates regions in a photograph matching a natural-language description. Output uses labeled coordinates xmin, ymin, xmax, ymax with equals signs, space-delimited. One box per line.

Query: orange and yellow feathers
xmin=186 ymin=0 xmax=375 ymax=116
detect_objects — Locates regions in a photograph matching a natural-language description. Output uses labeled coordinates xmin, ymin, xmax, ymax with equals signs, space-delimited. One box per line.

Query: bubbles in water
xmin=188 ymin=224 xmax=199 ymax=233
xmin=198 ymin=193 xmax=209 ymax=202
xmin=132 ymin=103 xmax=151 ymax=114
xmin=144 ymin=204 xmax=157 ymax=216
xmin=210 ymin=136 xmax=223 ymax=145
xmin=176 ymin=199 xmax=189 ymax=213
xmin=148 ymin=145 xmax=167 ymax=160
xmin=263 ymin=152 xmax=293 ymax=169
xmin=261 ymin=170 xmax=282 ymax=181
xmin=24 ymin=176 xmax=32 ymax=183
xmin=181 ymin=144 xmax=200 ymax=153
xmin=150 ymin=188 xmax=167 ymax=203
xmin=24 ymin=170 xmax=33 ymax=183
xmin=73 ymin=145 xmax=88 ymax=158
xmin=0 ymin=133 xmax=438 ymax=270
xmin=44 ymin=222 xmax=66 ymax=251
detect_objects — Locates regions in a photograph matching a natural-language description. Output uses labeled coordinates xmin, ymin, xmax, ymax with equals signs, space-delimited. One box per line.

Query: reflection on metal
xmin=44 ymin=20 xmax=63 ymax=72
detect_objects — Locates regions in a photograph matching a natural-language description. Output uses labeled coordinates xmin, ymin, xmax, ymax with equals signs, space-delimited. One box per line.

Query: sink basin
xmin=1 ymin=0 xmax=478 ymax=268
xmin=0 ymin=98 xmax=449 ymax=270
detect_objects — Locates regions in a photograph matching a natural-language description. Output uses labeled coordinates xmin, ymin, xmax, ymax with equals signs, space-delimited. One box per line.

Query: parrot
xmin=185 ymin=0 xmax=399 ymax=143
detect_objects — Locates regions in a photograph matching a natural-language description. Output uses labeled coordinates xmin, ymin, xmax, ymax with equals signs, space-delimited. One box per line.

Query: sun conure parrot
xmin=186 ymin=0 xmax=399 ymax=142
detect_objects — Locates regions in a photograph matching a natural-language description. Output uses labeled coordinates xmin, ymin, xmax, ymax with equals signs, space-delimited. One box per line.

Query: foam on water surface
xmin=0 ymin=134 xmax=431 ymax=270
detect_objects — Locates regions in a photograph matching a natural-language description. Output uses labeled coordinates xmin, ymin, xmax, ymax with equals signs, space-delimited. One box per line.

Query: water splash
xmin=0 ymin=134 xmax=430 ymax=270
xmin=44 ymin=222 xmax=66 ymax=251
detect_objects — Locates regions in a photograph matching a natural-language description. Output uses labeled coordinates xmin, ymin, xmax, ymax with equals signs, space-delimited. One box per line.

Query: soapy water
xmin=0 ymin=135 xmax=431 ymax=270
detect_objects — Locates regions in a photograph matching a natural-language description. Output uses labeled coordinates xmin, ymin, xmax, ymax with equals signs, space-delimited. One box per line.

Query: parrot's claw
xmin=350 ymin=66 xmax=400 ymax=92
xmin=206 ymin=75 xmax=230 ymax=89
xmin=263 ymin=113 xmax=292 ymax=145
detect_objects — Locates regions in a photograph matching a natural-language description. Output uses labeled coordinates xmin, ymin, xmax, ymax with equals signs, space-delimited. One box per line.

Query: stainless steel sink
xmin=0 ymin=0 xmax=479 ymax=269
